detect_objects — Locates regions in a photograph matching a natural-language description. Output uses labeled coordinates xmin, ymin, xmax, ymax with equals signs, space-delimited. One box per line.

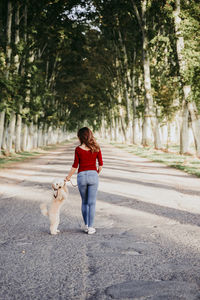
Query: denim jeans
xmin=77 ymin=170 xmax=99 ymax=227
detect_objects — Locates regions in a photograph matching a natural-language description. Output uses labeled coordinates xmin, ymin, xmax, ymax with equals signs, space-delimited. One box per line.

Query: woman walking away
xmin=65 ymin=127 xmax=103 ymax=235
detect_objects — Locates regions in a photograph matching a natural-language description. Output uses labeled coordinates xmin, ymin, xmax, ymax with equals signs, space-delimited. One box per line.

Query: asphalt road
xmin=0 ymin=142 xmax=200 ymax=300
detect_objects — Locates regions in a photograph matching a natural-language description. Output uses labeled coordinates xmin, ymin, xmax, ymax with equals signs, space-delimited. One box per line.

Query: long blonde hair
xmin=78 ymin=127 xmax=100 ymax=153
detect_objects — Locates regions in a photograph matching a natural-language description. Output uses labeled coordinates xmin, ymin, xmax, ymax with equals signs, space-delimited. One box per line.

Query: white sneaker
xmin=84 ymin=225 xmax=88 ymax=233
xmin=88 ymin=227 xmax=96 ymax=235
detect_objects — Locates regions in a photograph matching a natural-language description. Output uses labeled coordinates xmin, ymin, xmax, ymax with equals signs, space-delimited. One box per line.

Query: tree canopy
xmin=0 ymin=0 xmax=200 ymax=155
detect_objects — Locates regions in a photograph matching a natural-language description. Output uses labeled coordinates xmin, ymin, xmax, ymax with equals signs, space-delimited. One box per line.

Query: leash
xmin=69 ymin=179 xmax=78 ymax=188
xmin=64 ymin=179 xmax=77 ymax=188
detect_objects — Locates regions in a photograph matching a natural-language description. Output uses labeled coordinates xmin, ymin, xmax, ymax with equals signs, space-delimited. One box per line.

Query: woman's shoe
xmin=88 ymin=227 xmax=96 ymax=235
xmin=84 ymin=225 xmax=89 ymax=233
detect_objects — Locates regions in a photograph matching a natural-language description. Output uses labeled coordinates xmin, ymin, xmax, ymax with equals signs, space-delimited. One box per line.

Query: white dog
xmin=40 ymin=179 xmax=68 ymax=235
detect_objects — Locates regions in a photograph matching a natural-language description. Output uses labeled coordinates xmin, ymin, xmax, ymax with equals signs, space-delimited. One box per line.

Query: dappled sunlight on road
xmin=1 ymin=143 xmax=200 ymax=299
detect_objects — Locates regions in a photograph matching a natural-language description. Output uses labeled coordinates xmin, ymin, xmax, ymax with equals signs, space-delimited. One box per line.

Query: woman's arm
xmin=97 ymin=166 xmax=102 ymax=174
xmin=65 ymin=167 xmax=77 ymax=181
xmin=97 ymin=149 xmax=103 ymax=174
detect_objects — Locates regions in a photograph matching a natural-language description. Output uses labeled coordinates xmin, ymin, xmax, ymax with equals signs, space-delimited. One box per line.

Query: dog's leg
xmin=49 ymin=202 xmax=58 ymax=235
xmin=54 ymin=210 xmax=60 ymax=234
xmin=50 ymin=216 xmax=59 ymax=235
xmin=49 ymin=203 xmax=61 ymax=235
xmin=50 ymin=217 xmax=60 ymax=234
xmin=50 ymin=224 xmax=57 ymax=235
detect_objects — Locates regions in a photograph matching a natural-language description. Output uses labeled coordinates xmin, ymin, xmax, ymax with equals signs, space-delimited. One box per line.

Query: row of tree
xmin=0 ymin=0 xmax=100 ymax=154
xmin=0 ymin=0 xmax=200 ymax=156
xmin=92 ymin=0 xmax=200 ymax=156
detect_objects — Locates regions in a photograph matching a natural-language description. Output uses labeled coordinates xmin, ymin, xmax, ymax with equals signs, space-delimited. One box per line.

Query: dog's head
xmin=52 ymin=179 xmax=65 ymax=198
xmin=52 ymin=179 xmax=65 ymax=190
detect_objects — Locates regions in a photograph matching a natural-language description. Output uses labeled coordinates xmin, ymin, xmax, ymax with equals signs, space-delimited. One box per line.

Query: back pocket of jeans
xmin=88 ymin=174 xmax=98 ymax=185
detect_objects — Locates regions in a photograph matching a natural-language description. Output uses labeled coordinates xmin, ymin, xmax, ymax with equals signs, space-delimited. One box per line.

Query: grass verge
xmin=110 ymin=142 xmax=200 ymax=178
xmin=0 ymin=140 xmax=72 ymax=169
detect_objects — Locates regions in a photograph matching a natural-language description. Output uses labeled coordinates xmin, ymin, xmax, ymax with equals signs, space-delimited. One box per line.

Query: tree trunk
xmin=187 ymin=100 xmax=200 ymax=157
xmin=14 ymin=1 xmax=20 ymax=73
xmin=1 ymin=1 xmax=13 ymax=148
xmin=132 ymin=117 xmax=140 ymax=145
xmin=7 ymin=113 xmax=16 ymax=153
xmin=33 ymin=124 xmax=38 ymax=148
xmin=173 ymin=0 xmax=198 ymax=155
xmin=43 ymin=124 xmax=48 ymax=146
xmin=27 ymin=122 xmax=34 ymax=150
xmin=180 ymin=100 xmax=189 ymax=154
xmin=142 ymin=114 xmax=150 ymax=146
xmin=22 ymin=123 xmax=28 ymax=151
xmin=131 ymin=62 xmax=140 ymax=145
xmin=118 ymin=29 xmax=133 ymax=143
xmin=114 ymin=116 xmax=119 ymax=141
xmin=37 ymin=126 xmax=43 ymax=147
xmin=6 ymin=0 xmax=12 ymax=79
xmin=151 ymin=108 xmax=162 ymax=149
xmin=47 ymin=126 xmax=52 ymax=145
xmin=125 ymin=88 xmax=132 ymax=143
xmin=152 ymin=117 xmax=162 ymax=149
xmin=15 ymin=112 xmax=22 ymax=152
xmin=132 ymin=0 xmax=161 ymax=148
xmin=2 ymin=119 xmax=8 ymax=151
xmin=120 ymin=116 xmax=127 ymax=143
xmin=0 ymin=111 xmax=5 ymax=155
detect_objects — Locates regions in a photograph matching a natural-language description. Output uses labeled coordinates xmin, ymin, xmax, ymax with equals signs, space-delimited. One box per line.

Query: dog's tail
xmin=40 ymin=203 xmax=48 ymax=216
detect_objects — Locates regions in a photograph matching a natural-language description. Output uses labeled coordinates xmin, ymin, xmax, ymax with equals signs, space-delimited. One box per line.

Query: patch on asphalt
xmin=100 ymin=239 xmax=158 ymax=256
xmin=105 ymin=280 xmax=200 ymax=299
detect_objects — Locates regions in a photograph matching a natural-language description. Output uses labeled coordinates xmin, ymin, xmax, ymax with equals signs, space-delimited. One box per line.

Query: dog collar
xmin=53 ymin=186 xmax=62 ymax=198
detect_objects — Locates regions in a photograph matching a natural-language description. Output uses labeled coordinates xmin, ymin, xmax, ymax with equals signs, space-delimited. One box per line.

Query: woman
xmin=65 ymin=127 xmax=103 ymax=234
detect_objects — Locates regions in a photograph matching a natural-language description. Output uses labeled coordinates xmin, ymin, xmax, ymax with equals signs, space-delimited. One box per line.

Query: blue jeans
xmin=77 ymin=170 xmax=99 ymax=227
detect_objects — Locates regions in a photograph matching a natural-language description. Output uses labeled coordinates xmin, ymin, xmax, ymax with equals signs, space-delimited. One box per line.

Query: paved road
xmin=0 ymin=142 xmax=200 ymax=300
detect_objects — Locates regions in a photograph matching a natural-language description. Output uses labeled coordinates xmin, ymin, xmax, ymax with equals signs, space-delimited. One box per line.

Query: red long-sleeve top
xmin=72 ymin=146 xmax=103 ymax=173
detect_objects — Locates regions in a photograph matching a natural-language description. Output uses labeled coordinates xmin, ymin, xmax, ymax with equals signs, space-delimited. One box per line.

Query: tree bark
xmin=2 ymin=118 xmax=8 ymax=151
xmin=131 ymin=57 xmax=140 ymax=145
xmin=7 ymin=113 xmax=16 ymax=153
xmin=14 ymin=1 xmax=20 ymax=73
xmin=15 ymin=110 xmax=22 ymax=152
xmin=180 ymin=100 xmax=189 ymax=154
xmin=187 ymin=100 xmax=200 ymax=157
xmin=1 ymin=1 xmax=13 ymax=154
xmin=114 ymin=116 xmax=119 ymax=141
xmin=0 ymin=111 xmax=5 ymax=155
xmin=33 ymin=124 xmax=38 ymax=149
xmin=118 ymin=29 xmax=133 ymax=143
xmin=153 ymin=121 xmax=162 ymax=149
xmin=132 ymin=0 xmax=160 ymax=147
xmin=27 ymin=122 xmax=34 ymax=150
xmin=6 ymin=0 xmax=12 ymax=79
xmin=173 ymin=0 xmax=198 ymax=155
xmin=142 ymin=114 xmax=150 ymax=147
xmin=22 ymin=123 xmax=28 ymax=151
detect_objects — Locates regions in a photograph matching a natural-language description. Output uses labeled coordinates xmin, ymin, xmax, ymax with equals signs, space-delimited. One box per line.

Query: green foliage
xmin=0 ymin=0 xmax=200 ymax=130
